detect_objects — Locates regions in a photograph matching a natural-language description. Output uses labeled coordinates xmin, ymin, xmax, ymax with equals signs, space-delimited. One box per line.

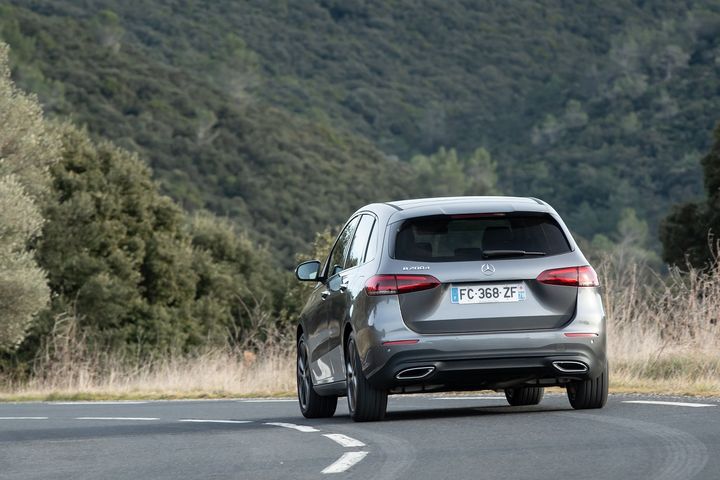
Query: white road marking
xmin=264 ymin=422 xmax=320 ymax=433
xmin=323 ymin=433 xmax=366 ymax=448
xmin=432 ymin=396 xmax=506 ymax=400
xmin=0 ymin=417 xmax=48 ymax=420
xmin=240 ymin=399 xmax=296 ymax=403
xmin=321 ymin=451 xmax=369 ymax=474
xmin=50 ymin=401 xmax=148 ymax=405
xmin=179 ymin=419 xmax=252 ymax=424
xmin=75 ymin=417 xmax=159 ymax=421
xmin=623 ymin=400 xmax=716 ymax=408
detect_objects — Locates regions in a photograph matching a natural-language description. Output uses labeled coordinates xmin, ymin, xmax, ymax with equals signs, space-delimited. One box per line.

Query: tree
xmin=188 ymin=212 xmax=288 ymax=347
xmin=410 ymin=147 xmax=499 ymax=197
xmin=464 ymin=148 xmax=500 ymax=196
xmin=590 ymin=208 xmax=660 ymax=268
xmin=0 ymin=177 xmax=49 ymax=351
xmin=29 ymin=123 xmax=293 ymax=357
xmin=0 ymin=43 xmax=59 ymax=197
xmin=36 ymin=124 xmax=199 ymax=354
xmin=661 ymin=123 xmax=720 ymax=267
xmin=0 ymin=42 xmax=56 ymax=351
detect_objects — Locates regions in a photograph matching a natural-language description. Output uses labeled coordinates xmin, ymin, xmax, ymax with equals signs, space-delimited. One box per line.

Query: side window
xmin=364 ymin=218 xmax=378 ymax=262
xmin=326 ymin=216 xmax=360 ymax=277
xmin=346 ymin=215 xmax=376 ymax=269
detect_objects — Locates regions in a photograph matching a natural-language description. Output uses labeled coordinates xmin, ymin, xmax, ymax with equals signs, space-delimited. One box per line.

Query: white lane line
xmin=50 ymin=401 xmax=148 ymax=405
xmin=322 ymin=451 xmax=369 ymax=474
xmin=75 ymin=417 xmax=159 ymax=421
xmin=240 ymin=399 xmax=296 ymax=403
xmin=623 ymin=400 xmax=716 ymax=408
xmin=432 ymin=396 xmax=506 ymax=400
xmin=264 ymin=422 xmax=319 ymax=433
xmin=323 ymin=433 xmax=366 ymax=448
xmin=179 ymin=419 xmax=252 ymax=424
xmin=0 ymin=417 xmax=48 ymax=420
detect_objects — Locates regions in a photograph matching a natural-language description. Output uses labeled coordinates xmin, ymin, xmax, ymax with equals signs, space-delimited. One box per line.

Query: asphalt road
xmin=0 ymin=393 xmax=717 ymax=479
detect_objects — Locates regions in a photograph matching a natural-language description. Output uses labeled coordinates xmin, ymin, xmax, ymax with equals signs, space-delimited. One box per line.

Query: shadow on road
xmin=381 ymin=404 xmax=571 ymax=422
xmin=293 ymin=402 xmax=575 ymax=426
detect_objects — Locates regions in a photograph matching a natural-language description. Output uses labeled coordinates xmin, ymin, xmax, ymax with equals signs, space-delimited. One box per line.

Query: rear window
xmin=394 ymin=213 xmax=571 ymax=262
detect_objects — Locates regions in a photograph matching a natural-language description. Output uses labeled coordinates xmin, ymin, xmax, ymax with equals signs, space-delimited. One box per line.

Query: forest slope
xmin=2 ymin=1 xmax=720 ymax=257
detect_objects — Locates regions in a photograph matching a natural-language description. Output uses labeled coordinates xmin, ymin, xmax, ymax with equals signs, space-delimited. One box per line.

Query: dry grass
xmin=602 ymin=259 xmax=720 ymax=397
xmin=1 ymin=258 xmax=720 ymax=401
xmin=0 ymin=348 xmax=296 ymax=402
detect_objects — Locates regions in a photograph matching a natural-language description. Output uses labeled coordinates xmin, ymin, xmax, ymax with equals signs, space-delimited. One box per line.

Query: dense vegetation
xmin=34 ymin=123 xmax=290 ymax=356
xmin=3 ymin=1 xmax=719 ymax=262
xmin=0 ymin=46 xmax=294 ymax=378
xmin=2 ymin=1 xmax=720 ymax=380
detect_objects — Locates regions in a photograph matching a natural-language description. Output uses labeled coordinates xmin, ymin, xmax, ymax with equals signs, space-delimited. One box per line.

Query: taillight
xmin=536 ymin=266 xmax=599 ymax=287
xmin=365 ymin=274 xmax=440 ymax=296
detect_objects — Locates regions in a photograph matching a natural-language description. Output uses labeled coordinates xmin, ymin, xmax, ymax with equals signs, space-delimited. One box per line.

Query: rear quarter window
xmin=345 ymin=215 xmax=376 ymax=269
xmin=394 ymin=213 xmax=571 ymax=262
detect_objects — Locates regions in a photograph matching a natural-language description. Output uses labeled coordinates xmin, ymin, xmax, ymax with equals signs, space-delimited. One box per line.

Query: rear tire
xmin=346 ymin=332 xmax=387 ymax=422
xmin=567 ymin=362 xmax=609 ymax=410
xmin=504 ymin=386 xmax=544 ymax=406
xmin=297 ymin=335 xmax=337 ymax=418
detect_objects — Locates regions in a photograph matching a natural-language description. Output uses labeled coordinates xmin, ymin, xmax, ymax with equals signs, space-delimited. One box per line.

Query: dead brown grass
xmin=1 ymin=258 xmax=719 ymax=401
xmin=602 ymin=258 xmax=720 ymax=397
xmin=1 ymin=348 xmax=295 ymax=401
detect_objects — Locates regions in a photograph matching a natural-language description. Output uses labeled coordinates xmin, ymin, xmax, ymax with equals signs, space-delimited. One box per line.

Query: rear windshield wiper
xmin=482 ymin=249 xmax=546 ymax=259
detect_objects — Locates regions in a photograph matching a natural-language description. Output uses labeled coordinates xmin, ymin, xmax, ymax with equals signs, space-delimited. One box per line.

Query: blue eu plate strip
xmin=451 ymin=287 xmax=459 ymax=303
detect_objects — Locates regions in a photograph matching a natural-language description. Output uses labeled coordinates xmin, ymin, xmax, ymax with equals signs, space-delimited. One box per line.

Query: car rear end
xmin=358 ymin=198 xmax=606 ymax=394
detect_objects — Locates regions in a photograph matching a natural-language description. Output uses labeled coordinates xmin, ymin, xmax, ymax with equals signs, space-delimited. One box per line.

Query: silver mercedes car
xmin=294 ymin=196 xmax=608 ymax=421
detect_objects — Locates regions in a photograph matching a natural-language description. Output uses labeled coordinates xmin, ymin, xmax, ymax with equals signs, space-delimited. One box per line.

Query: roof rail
xmin=528 ymin=197 xmax=546 ymax=205
xmin=384 ymin=202 xmax=403 ymax=211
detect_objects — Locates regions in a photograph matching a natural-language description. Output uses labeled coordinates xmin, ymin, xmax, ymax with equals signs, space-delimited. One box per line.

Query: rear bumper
xmin=359 ymin=286 xmax=606 ymax=392
xmin=362 ymin=334 xmax=606 ymax=391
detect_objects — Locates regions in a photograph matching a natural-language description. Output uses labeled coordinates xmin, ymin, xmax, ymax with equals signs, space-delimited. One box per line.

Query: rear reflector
xmin=365 ymin=274 xmax=440 ymax=296
xmin=564 ymin=333 xmax=599 ymax=338
xmin=536 ymin=266 xmax=599 ymax=287
xmin=382 ymin=339 xmax=420 ymax=346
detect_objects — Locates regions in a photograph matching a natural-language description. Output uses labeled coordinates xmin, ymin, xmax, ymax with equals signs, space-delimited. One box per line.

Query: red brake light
xmin=365 ymin=274 xmax=440 ymax=296
xmin=536 ymin=266 xmax=599 ymax=287
xmin=450 ymin=213 xmax=506 ymax=219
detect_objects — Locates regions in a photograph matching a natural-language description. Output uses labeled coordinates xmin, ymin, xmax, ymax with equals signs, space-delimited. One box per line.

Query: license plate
xmin=450 ymin=284 xmax=526 ymax=304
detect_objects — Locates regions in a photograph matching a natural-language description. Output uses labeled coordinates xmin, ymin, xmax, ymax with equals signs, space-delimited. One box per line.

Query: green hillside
xmin=2 ymin=0 xmax=720 ymax=259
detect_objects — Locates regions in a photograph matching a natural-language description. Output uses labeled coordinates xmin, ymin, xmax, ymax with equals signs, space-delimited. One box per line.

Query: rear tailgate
xmin=390 ymin=211 xmax=581 ymax=334
xmin=397 ymin=257 xmax=577 ymax=334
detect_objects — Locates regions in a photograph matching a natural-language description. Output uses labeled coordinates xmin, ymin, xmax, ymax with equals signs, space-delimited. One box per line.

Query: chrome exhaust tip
xmin=396 ymin=366 xmax=435 ymax=380
xmin=552 ymin=361 xmax=589 ymax=373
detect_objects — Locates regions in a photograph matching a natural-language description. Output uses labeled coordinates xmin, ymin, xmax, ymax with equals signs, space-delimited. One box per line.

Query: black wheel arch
xmin=342 ymin=321 xmax=354 ymax=360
